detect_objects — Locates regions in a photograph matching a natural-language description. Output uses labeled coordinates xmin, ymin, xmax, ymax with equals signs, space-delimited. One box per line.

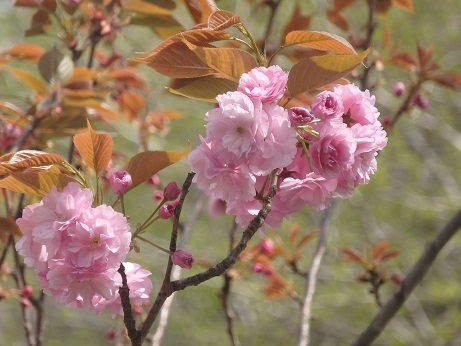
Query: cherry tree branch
xmin=298 ymin=202 xmax=336 ymax=346
xmin=350 ymin=207 xmax=461 ymax=346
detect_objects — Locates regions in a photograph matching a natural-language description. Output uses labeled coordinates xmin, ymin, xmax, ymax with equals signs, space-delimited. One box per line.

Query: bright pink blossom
xmin=163 ymin=181 xmax=181 ymax=201
xmin=238 ymin=65 xmax=288 ymax=102
xmin=311 ymin=90 xmax=344 ymax=123
xmin=259 ymin=239 xmax=275 ymax=255
xmin=109 ymin=170 xmax=132 ymax=194
xmin=159 ymin=204 xmax=175 ymax=219
xmin=333 ymin=84 xmax=380 ymax=125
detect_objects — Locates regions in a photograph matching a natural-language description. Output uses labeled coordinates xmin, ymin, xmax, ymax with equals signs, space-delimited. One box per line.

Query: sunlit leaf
xmin=2 ymin=65 xmax=47 ymax=95
xmin=184 ymin=0 xmax=216 ymax=23
xmin=340 ymin=247 xmax=363 ymax=263
xmin=0 ymin=150 xmax=65 ymax=174
xmin=0 ymin=167 xmax=76 ymax=196
xmin=284 ymin=31 xmax=356 ymax=55
xmin=73 ymin=120 xmax=113 ymax=174
xmin=123 ymin=145 xmax=189 ymax=191
xmin=121 ymin=0 xmax=172 ymax=15
xmin=66 ymin=67 xmax=98 ymax=84
xmin=287 ymin=48 xmax=370 ymax=96
xmin=295 ymin=231 xmax=319 ymax=250
xmin=167 ymin=75 xmax=238 ymax=102
xmin=133 ymin=41 xmax=216 ymax=78
xmin=372 ymin=241 xmax=389 ymax=260
xmin=207 ymin=10 xmax=241 ymax=30
xmin=0 ymin=216 xmax=22 ymax=245
xmin=89 ymin=104 xmax=120 ymax=120
xmin=38 ymin=46 xmax=74 ymax=84
xmin=5 ymin=44 xmax=45 ymax=62
xmin=183 ymin=40 xmax=258 ymax=82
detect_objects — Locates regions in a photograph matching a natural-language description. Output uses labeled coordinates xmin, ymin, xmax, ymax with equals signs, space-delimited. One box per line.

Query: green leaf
xmin=38 ymin=46 xmax=74 ymax=84
xmin=287 ymin=48 xmax=370 ymax=96
xmin=284 ymin=31 xmax=356 ymax=55
xmin=123 ymin=145 xmax=190 ymax=191
xmin=73 ymin=120 xmax=113 ymax=174
xmin=167 ymin=76 xmax=238 ymax=102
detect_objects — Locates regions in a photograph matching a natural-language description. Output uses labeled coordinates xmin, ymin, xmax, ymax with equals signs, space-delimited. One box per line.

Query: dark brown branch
xmin=220 ymin=221 xmax=240 ymax=346
xmin=118 ymin=263 xmax=142 ymax=345
xmin=259 ymin=0 xmax=282 ymax=54
xmin=170 ymin=170 xmax=278 ymax=292
xmin=350 ymin=207 xmax=461 ymax=346
xmin=360 ymin=0 xmax=377 ymax=90
xmin=139 ymin=172 xmax=195 ymax=342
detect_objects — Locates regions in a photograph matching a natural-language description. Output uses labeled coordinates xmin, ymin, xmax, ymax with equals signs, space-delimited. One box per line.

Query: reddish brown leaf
xmin=295 ymin=231 xmax=319 ymax=250
xmin=340 ymin=247 xmax=363 ymax=263
xmin=391 ymin=0 xmax=414 ymax=12
xmin=263 ymin=275 xmax=288 ymax=299
xmin=121 ymin=0 xmax=172 ymax=15
xmin=429 ymin=72 xmax=461 ymax=89
xmin=333 ymin=0 xmax=357 ymax=11
xmin=326 ymin=9 xmax=349 ymax=31
xmin=167 ymin=75 xmax=238 ymax=102
xmin=372 ymin=241 xmax=389 ymax=260
xmin=73 ymin=120 xmax=113 ymax=174
xmin=5 ymin=44 xmax=45 ymax=61
xmin=284 ymin=31 xmax=356 ymax=55
xmin=283 ymin=6 xmax=311 ymax=38
xmin=287 ymin=48 xmax=369 ymax=96
xmin=184 ymin=41 xmax=258 ymax=82
xmin=0 ymin=150 xmax=65 ymax=175
xmin=374 ymin=0 xmax=392 ymax=15
xmin=2 ymin=65 xmax=48 ymax=95
xmin=389 ymin=52 xmax=417 ymax=70
xmin=184 ymin=0 xmax=216 ymax=23
xmin=417 ymin=44 xmax=433 ymax=69
xmin=118 ymin=90 xmax=146 ymax=120
xmin=105 ymin=68 xmax=146 ymax=89
xmin=0 ymin=216 xmax=23 ymax=245
xmin=0 ymin=102 xmax=26 ymax=118
xmin=378 ymin=250 xmax=400 ymax=262
xmin=207 ymin=10 xmax=241 ymax=30
xmin=289 ymin=224 xmax=300 ymax=246
xmin=123 ymin=145 xmax=189 ymax=191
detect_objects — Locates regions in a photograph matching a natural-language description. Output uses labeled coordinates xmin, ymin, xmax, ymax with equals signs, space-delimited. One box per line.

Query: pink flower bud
xmin=163 ymin=181 xmax=181 ymax=201
xmin=158 ymin=204 xmax=175 ymax=219
xmin=259 ymin=239 xmax=275 ymax=255
xmin=109 ymin=170 xmax=132 ymax=194
xmin=22 ymin=285 xmax=33 ymax=299
xmin=132 ymin=306 xmax=143 ymax=315
xmin=171 ymin=250 xmax=194 ymax=269
xmin=288 ymin=107 xmax=315 ymax=126
xmin=391 ymin=274 xmax=403 ymax=285
xmin=153 ymin=190 xmax=164 ymax=203
xmin=252 ymin=263 xmax=264 ymax=273
xmin=21 ymin=298 xmax=32 ymax=308
xmin=146 ymin=174 xmax=161 ymax=186
xmin=391 ymin=82 xmax=406 ymax=97
xmin=106 ymin=330 xmax=116 ymax=341
xmin=410 ymin=93 xmax=430 ymax=109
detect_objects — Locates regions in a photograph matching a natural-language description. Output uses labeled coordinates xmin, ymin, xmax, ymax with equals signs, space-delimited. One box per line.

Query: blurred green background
xmin=1 ymin=0 xmax=461 ymax=345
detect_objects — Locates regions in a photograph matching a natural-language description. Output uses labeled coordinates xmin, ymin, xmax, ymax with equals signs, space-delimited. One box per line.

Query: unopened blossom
xmin=171 ymin=250 xmax=194 ymax=269
xmin=392 ymin=82 xmax=406 ymax=97
xmin=158 ymin=203 xmax=175 ymax=219
xmin=163 ymin=181 xmax=181 ymax=201
xmin=238 ymin=65 xmax=288 ymax=102
xmin=288 ymin=107 xmax=315 ymax=126
xmin=410 ymin=93 xmax=430 ymax=109
xmin=146 ymin=174 xmax=161 ymax=186
xmin=109 ymin=170 xmax=132 ymax=194
xmin=259 ymin=239 xmax=275 ymax=255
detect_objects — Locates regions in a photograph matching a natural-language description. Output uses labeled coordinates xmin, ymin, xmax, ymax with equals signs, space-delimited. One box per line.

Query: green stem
xmin=237 ymin=24 xmax=266 ymax=66
xmin=136 ymin=235 xmax=171 ymax=255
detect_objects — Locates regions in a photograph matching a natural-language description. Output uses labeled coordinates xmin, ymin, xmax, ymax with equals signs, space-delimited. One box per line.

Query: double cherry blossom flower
xmin=190 ymin=65 xmax=388 ymax=229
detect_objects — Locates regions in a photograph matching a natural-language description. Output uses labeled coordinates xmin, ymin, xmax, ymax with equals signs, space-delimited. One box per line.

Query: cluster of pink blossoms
xmin=15 ymin=182 xmax=152 ymax=315
xmin=189 ymin=65 xmax=387 ymax=229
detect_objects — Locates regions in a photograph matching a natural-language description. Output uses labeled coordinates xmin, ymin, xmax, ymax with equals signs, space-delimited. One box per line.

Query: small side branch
xmin=298 ymin=202 xmax=336 ymax=346
xmin=350 ymin=207 xmax=461 ymax=346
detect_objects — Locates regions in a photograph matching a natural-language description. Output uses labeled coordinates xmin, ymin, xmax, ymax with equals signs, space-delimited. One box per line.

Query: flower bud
xmin=288 ymin=107 xmax=315 ymax=126
xmin=22 ymin=285 xmax=33 ymax=299
xmin=410 ymin=93 xmax=430 ymax=110
xmin=163 ymin=181 xmax=181 ymax=201
xmin=391 ymin=82 xmax=406 ymax=97
xmin=158 ymin=204 xmax=175 ymax=219
xmin=171 ymin=250 xmax=194 ymax=269
xmin=259 ymin=239 xmax=275 ymax=255
xmin=146 ymin=174 xmax=161 ymax=186
xmin=109 ymin=170 xmax=132 ymax=194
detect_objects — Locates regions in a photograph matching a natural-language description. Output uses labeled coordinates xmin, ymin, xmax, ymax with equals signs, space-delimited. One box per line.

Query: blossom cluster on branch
xmin=189 ymin=66 xmax=388 ymax=229
xmin=15 ymin=182 xmax=152 ymax=316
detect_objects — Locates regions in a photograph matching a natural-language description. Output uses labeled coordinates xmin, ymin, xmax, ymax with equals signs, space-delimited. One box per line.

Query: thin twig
xmin=298 ymin=202 xmax=336 ymax=346
xmin=220 ymin=221 xmax=240 ymax=346
xmin=360 ymin=0 xmax=376 ymax=90
xmin=259 ymin=0 xmax=282 ymax=55
xmin=350 ymin=207 xmax=461 ymax=346
xmin=150 ymin=192 xmax=206 ymax=346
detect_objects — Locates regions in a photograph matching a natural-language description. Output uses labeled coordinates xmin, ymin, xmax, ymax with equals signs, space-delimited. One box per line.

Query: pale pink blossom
xmin=311 ymin=90 xmax=344 ymax=123
xmin=308 ymin=123 xmax=356 ymax=178
xmin=92 ymin=262 xmax=152 ymax=317
xmin=109 ymin=170 xmax=132 ymax=194
xmin=238 ymin=65 xmax=288 ymax=102
xmin=288 ymin=107 xmax=315 ymax=127
xmin=392 ymin=82 xmax=406 ymax=97
xmin=333 ymin=84 xmax=380 ymax=125
xmin=207 ymin=197 xmax=227 ymax=218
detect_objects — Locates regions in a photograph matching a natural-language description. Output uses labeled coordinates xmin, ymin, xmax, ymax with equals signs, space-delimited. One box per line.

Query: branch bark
xmin=350 ymin=207 xmax=461 ymax=346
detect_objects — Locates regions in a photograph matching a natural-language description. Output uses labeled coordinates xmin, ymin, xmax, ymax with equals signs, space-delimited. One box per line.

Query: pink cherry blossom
xmin=109 ymin=170 xmax=132 ymax=194
xmin=288 ymin=107 xmax=315 ymax=126
xmin=311 ymin=90 xmax=344 ymax=123
xmin=92 ymin=262 xmax=152 ymax=317
xmin=159 ymin=203 xmax=175 ymax=219
xmin=238 ymin=65 xmax=288 ymax=102
xmin=333 ymin=84 xmax=380 ymax=125
xmin=207 ymin=197 xmax=227 ymax=218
